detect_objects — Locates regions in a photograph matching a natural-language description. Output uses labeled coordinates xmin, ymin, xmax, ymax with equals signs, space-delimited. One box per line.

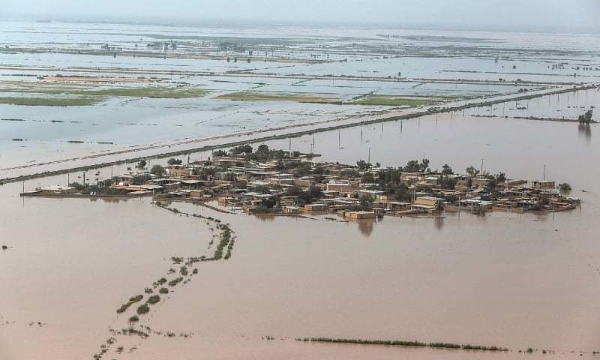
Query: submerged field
xmin=5 ymin=20 xmax=597 ymax=172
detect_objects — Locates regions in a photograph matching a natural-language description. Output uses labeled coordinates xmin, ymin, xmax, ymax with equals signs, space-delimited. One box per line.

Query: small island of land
xmin=21 ymin=144 xmax=580 ymax=218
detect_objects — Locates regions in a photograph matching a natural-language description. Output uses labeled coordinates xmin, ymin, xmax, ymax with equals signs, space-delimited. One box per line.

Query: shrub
xmin=137 ymin=304 xmax=150 ymax=315
xmin=168 ymin=277 xmax=183 ymax=287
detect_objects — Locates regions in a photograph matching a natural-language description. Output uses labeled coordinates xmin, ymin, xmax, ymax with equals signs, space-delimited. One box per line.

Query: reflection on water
xmin=256 ymin=215 xmax=277 ymax=222
xmin=357 ymin=219 xmax=375 ymax=237
xmin=434 ymin=216 xmax=444 ymax=230
xmin=578 ymin=123 xmax=592 ymax=143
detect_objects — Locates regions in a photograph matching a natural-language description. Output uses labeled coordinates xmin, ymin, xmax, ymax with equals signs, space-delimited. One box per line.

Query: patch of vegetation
xmin=559 ymin=183 xmax=572 ymax=194
xmin=578 ymin=109 xmax=593 ymax=124
xmin=353 ymin=95 xmax=434 ymax=107
xmin=128 ymin=316 xmax=139 ymax=323
xmin=147 ymin=295 xmax=161 ymax=305
xmin=168 ymin=277 xmax=184 ymax=287
xmin=0 ymin=96 xmax=102 ymax=106
xmin=85 ymin=86 xmax=206 ymax=99
xmin=180 ymin=266 xmax=188 ymax=276
xmin=131 ymin=174 xmax=152 ymax=185
xmin=120 ymin=327 xmax=149 ymax=338
xmin=154 ymin=278 xmax=167 ymax=287
xmin=167 ymin=158 xmax=183 ymax=165
xmin=300 ymin=338 xmax=509 ymax=352
xmin=159 ymin=287 xmax=169 ymax=294
xmin=116 ymin=295 xmax=143 ymax=314
xmin=136 ymin=303 xmax=150 ymax=315
xmin=213 ymin=224 xmax=233 ymax=260
xmin=216 ymin=91 xmax=339 ymax=104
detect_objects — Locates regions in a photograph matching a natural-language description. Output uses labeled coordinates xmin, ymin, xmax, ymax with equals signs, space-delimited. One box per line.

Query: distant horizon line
xmin=1 ymin=14 xmax=599 ymax=35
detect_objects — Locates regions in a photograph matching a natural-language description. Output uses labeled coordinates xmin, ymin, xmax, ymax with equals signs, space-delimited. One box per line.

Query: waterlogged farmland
xmin=2 ymin=21 xmax=600 ymax=177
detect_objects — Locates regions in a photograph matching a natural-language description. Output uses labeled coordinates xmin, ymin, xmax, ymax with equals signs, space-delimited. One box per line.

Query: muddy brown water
xmin=2 ymin=94 xmax=600 ymax=359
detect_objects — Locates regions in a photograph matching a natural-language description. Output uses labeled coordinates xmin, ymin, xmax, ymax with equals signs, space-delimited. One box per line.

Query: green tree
xmin=495 ymin=172 xmax=506 ymax=183
xmin=167 ymin=158 xmax=183 ymax=166
xmin=257 ymin=144 xmax=269 ymax=153
xmin=404 ymin=160 xmax=420 ymax=172
xmin=559 ymin=183 xmax=572 ymax=194
xmin=438 ymin=176 xmax=457 ymax=190
xmin=231 ymin=144 xmax=253 ymax=155
xmin=394 ymin=185 xmax=410 ymax=201
xmin=294 ymin=162 xmax=312 ymax=177
xmin=466 ymin=166 xmax=480 ymax=177
xmin=150 ymin=165 xmax=166 ymax=177
xmin=578 ymin=109 xmax=593 ymax=124
xmin=361 ymin=172 xmax=375 ymax=183
xmin=131 ymin=174 xmax=152 ymax=185
xmin=359 ymin=194 xmax=374 ymax=211
xmin=356 ymin=160 xmax=372 ymax=170
xmin=441 ymin=164 xmax=453 ymax=175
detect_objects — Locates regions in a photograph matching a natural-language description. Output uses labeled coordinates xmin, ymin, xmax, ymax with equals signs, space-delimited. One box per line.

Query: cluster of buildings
xmin=22 ymin=154 xmax=580 ymax=219
xmin=47 ymin=154 xmax=583 ymax=215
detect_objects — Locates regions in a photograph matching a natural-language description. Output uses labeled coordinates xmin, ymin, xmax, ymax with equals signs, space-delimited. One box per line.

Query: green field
xmin=0 ymin=96 xmax=102 ymax=106
xmin=352 ymin=95 xmax=435 ymax=107
xmin=0 ymin=84 xmax=207 ymax=106
xmin=216 ymin=91 xmax=340 ymax=104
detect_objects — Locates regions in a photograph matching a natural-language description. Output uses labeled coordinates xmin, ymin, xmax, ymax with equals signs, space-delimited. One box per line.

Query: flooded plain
xmin=2 ymin=20 xmax=600 ymax=360
xmin=2 ymin=21 xmax=600 ymax=177
xmin=2 ymin=97 xmax=600 ymax=359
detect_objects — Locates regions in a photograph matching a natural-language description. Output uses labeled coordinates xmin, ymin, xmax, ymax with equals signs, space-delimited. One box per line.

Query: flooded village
xmin=22 ymin=144 xmax=581 ymax=220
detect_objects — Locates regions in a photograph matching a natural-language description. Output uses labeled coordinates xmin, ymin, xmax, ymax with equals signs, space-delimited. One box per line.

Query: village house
xmin=531 ymin=180 xmax=556 ymax=191
xmin=326 ymin=179 xmax=357 ymax=194
xmin=168 ymin=165 xmax=192 ymax=178
xmin=304 ymin=203 xmax=328 ymax=212
xmin=411 ymin=196 xmax=443 ymax=214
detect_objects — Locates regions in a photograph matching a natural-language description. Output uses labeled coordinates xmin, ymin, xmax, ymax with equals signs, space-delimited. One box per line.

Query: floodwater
xmin=2 ymin=20 xmax=600 ymax=360
xmin=2 ymin=96 xmax=600 ymax=359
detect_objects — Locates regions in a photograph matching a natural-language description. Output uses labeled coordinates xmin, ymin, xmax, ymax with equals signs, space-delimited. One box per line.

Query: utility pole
xmin=480 ymin=159 xmax=484 ymax=175
xmin=543 ymin=164 xmax=546 ymax=180
xmin=368 ymin=147 xmax=371 ymax=164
